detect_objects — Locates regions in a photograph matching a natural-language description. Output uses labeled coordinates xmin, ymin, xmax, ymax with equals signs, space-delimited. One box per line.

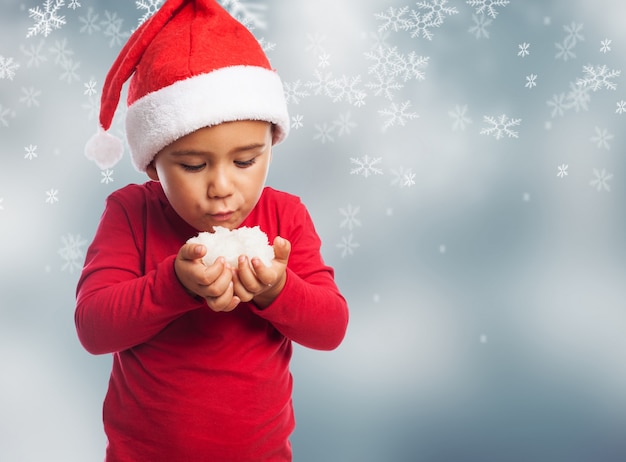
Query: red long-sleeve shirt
xmin=75 ymin=181 xmax=349 ymax=461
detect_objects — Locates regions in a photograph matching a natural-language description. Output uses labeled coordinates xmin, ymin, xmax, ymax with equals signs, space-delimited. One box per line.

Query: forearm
xmin=253 ymin=268 xmax=349 ymax=351
xmin=75 ymin=255 xmax=202 ymax=354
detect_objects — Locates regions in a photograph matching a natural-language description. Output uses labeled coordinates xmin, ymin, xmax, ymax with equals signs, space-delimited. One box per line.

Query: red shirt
xmin=75 ymin=182 xmax=349 ymax=461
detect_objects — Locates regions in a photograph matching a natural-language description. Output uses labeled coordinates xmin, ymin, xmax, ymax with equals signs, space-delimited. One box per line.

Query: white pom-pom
xmin=85 ymin=129 xmax=124 ymax=170
xmin=187 ymin=226 xmax=275 ymax=267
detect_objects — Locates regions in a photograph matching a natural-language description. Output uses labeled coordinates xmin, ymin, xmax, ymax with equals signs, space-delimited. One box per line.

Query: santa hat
xmin=85 ymin=0 xmax=289 ymax=172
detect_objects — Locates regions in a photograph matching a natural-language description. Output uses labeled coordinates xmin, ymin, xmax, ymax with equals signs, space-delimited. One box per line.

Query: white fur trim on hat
xmin=125 ymin=65 xmax=289 ymax=172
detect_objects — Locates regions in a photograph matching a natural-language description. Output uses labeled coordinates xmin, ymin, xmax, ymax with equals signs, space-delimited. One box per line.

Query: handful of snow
xmin=187 ymin=226 xmax=274 ymax=268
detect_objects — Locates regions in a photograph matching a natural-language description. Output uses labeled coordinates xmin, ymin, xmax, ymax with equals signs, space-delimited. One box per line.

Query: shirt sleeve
xmin=75 ymin=194 xmax=203 ymax=355
xmin=250 ymin=200 xmax=349 ymax=351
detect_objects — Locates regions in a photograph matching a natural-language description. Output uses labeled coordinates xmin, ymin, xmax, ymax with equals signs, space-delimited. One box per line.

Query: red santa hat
xmin=85 ymin=0 xmax=289 ymax=172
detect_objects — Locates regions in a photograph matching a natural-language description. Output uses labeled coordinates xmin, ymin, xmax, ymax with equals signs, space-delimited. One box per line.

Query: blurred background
xmin=1 ymin=0 xmax=625 ymax=460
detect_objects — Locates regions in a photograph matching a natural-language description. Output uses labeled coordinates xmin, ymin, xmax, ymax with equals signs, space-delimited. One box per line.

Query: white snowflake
xmin=58 ymin=234 xmax=88 ymax=273
xmin=330 ymin=75 xmax=367 ymax=106
xmin=84 ymin=78 xmax=97 ymax=96
xmin=557 ymin=164 xmax=568 ymax=178
xmin=517 ymin=42 xmax=530 ymax=57
xmin=305 ymin=32 xmax=327 ymax=55
xmin=0 ymin=104 xmax=14 ymax=127
xmin=20 ymin=41 xmax=48 ymax=68
xmin=366 ymin=73 xmax=403 ymax=101
xmin=468 ymin=13 xmax=492 ymax=39
xmin=547 ymin=93 xmax=568 ymax=118
xmin=563 ymin=22 xmax=585 ymax=47
xmin=480 ymin=114 xmax=521 ymax=139
xmin=0 ymin=56 xmax=20 ymax=80
xmin=0 ymin=198 xmax=4 ymax=211
xmin=101 ymin=169 xmax=114 ymax=184
xmin=313 ymin=123 xmax=335 ymax=144
xmin=49 ymin=38 xmax=74 ymax=65
xmin=45 ymin=189 xmax=59 ymax=204
xmin=318 ymin=52 xmax=331 ymax=68
xmin=565 ymin=81 xmax=592 ymax=113
xmin=577 ymin=65 xmax=621 ymax=91
xmin=378 ymin=100 xmax=419 ymax=131
xmin=136 ymin=0 xmax=164 ymax=26
xmin=78 ymin=8 xmax=100 ymax=35
xmin=339 ymin=204 xmax=362 ymax=231
xmin=59 ymin=58 xmax=81 ymax=84
xmin=390 ymin=166 xmax=416 ymax=188
xmin=337 ymin=234 xmax=360 ymax=258
xmin=350 ymin=155 xmax=384 ymax=178
xmin=68 ymin=0 xmax=81 ymax=9
xmin=291 ymin=114 xmax=304 ymax=129
xmin=375 ymin=6 xmax=410 ymax=33
xmin=333 ymin=112 xmax=357 ymax=136
xmin=404 ymin=11 xmax=441 ymax=40
xmin=555 ymin=39 xmax=576 ymax=62
xmin=525 ymin=73 xmax=537 ymax=89
xmin=305 ymin=69 xmax=335 ymax=98
xmin=24 ymin=144 xmax=38 ymax=160
xmin=616 ymin=100 xmax=626 ymax=114
xmin=589 ymin=168 xmax=613 ymax=192
xmin=416 ymin=0 xmax=459 ymax=24
xmin=27 ymin=0 xmax=67 ymax=38
xmin=589 ymin=127 xmax=613 ymax=150
xmin=19 ymin=87 xmax=42 ymax=108
xmin=600 ymin=38 xmax=612 ymax=54
xmin=283 ymin=80 xmax=309 ymax=105
xmin=466 ymin=0 xmax=510 ymax=19
xmin=449 ymin=104 xmax=472 ymax=131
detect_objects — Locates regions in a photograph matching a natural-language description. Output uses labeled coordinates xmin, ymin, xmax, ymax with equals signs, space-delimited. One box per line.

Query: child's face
xmin=147 ymin=120 xmax=272 ymax=232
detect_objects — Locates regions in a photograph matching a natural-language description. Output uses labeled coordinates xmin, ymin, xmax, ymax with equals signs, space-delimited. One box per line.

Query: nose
xmin=207 ymin=165 xmax=233 ymax=199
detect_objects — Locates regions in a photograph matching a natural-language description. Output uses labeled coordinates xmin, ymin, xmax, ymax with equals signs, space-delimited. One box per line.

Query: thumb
xmin=272 ymin=236 xmax=291 ymax=263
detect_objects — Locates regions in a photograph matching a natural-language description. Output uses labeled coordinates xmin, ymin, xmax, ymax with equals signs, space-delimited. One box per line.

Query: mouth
xmin=209 ymin=211 xmax=234 ymax=222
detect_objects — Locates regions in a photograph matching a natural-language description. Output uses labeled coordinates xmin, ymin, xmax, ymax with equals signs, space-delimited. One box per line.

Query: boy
xmin=75 ymin=1 xmax=349 ymax=461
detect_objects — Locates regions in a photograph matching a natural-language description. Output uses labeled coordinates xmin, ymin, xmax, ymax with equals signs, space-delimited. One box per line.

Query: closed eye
xmin=180 ymin=163 xmax=205 ymax=172
xmin=234 ymin=158 xmax=257 ymax=168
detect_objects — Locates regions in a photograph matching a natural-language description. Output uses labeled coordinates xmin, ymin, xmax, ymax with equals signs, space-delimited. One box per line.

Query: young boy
xmin=75 ymin=1 xmax=349 ymax=460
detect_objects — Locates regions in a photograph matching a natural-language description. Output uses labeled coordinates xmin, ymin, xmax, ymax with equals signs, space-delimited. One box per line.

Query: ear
xmin=146 ymin=161 xmax=159 ymax=181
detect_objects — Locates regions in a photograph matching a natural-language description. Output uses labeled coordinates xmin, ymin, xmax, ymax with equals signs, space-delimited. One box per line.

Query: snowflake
xmin=220 ymin=0 xmax=268 ymax=30
xmin=546 ymin=93 xmax=568 ymax=118
xmin=479 ymin=114 xmax=521 ymax=139
xmin=78 ymin=8 xmax=100 ymax=35
xmin=577 ymin=65 xmax=621 ymax=91
xmin=84 ymin=79 xmax=97 ymax=96
xmin=101 ymin=169 xmax=114 ymax=184
xmin=0 ymin=104 xmax=14 ymax=127
xmin=313 ymin=123 xmax=335 ymax=144
xmin=45 ymin=189 xmax=59 ymax=204
xmin=305 ymin=32 xmax=327 ymax=55
xmin=517 ymin=42 xmax=530 ymax=57
xmin=104 ymin=19 xmax=131 ymax=48
xmin=616 ymin=100 xmax=626 ymax=114
xmin=329 ymin=75 xmax=367 ymax=106
xmin=305 ymin=69 xmax=335 ymax=98
xmin=283 ymin=80 xmax=309 ymax=105
xmin=0 ymin=198 xmax=4 ymax=211
xmin=136 ymin=0 xmax=164 ymax=26
xmin=589 ymin=168 xmax=613 ymax=192
xmin=565 ymin=81 xmax=591 ymax=113
xmin=333 ymin=112 xmax=357 ymax=136
xmin=404 ymin=11 xmax=441 ymax=40
xmin=59 ymin=59 xmax=81 ymax=84
xmin=416 ymin=0 xmax=459 ymax=24
xmin=0 ymin=56 xmax=20 ymax=80
xmin=350 ymin=155 xmax=384 ymax=178
xmin=600 ymin=38 xmax=612 ymax=54
xmin=24 ymin=144 xmax=38 ymax=160
xmin=378 ymin=100 xmax=419 ymax=131
xmin=68 ymin=0 xmax=81 ymax=9
xmin=468 ymin=13 xmax=492 ymax=39
xmin=563 ymin=21 xmax=584 ymax=47
xmin=557 ymin=164 xmax=568 ymax=178
xmin=466 ymin=0 xmax=510 ymax=19
xmin=291 ymin=114 xmax=304 ymax=129
xmin=366 ymin=73 xmax=403 ymax=101
xmin=448 ymin=104 xmax=472 ymax=131
xmin=20 ymin=41 xmax=48 ymax=67
xmin=590 ymin=127 xmax=613 ymax=150
xmin=337 ymin=234 xmax=360 ymax=258
xmin=20 ymin=87 xmax=42 ymax=108
xmin=390 ymin=166 xmax=416 ymax=188
xmin=375 ymin=6 xmax=410 ymax=33
xmin=318 ymin=52 xmax=331 ymax=68
xmin=525 ymin=73 xmax=537 ymax=89
xmin=27 ymin=0 xmax=67 ymax=37
xmin=339 ymin=204 xmax=362 ymax=231
xmin=58 ymin=234 xmax=88 ymax=273
xmin=555 ymin=39 xmax=576 ymax=61
xmin=397 ymin=52 xmax=429 ymax=82
xmin=49 ymin=38 xmax=74 ymax=65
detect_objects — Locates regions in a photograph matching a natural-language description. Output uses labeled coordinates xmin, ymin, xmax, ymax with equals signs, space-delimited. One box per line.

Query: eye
xmin=180 ymin=163 xmax=205 ymax=172
xmin=234 ymin=158 xmax=257 ymax=168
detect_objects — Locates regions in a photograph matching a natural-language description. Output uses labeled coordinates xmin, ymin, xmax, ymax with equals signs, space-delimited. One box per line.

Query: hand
xmin=231 ymin=236 xmax=291 ymax=308
xmin=174 ymin=243 xmax=240 ymax=312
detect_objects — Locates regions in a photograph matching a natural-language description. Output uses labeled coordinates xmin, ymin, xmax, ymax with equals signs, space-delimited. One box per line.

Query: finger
xmin=231 ymin=267 xmax=254 ymax=302
xmin=206 ymin=282 xmax=239 ymax=312
xmin=272 ymin=236 xmax=291 ymax=263
xmin=235 ymin=256 xmax=265 ymax=292
xmin=180 ymin=243 xmax=206 ymax=261
xmin=201 ymin=262 xmax=233 ymax=298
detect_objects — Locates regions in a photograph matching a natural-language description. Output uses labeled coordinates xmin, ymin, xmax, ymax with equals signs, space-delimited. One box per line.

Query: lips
xmin=210 ymin=211 xmax=234 ymax=222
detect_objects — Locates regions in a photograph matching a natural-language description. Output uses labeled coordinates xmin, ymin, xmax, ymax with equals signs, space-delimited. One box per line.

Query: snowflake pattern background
xmin=1 ymin=1 xmax=625 ymax=460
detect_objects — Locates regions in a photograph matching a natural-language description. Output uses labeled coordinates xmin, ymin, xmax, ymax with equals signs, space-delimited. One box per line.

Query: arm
xmin=75 ymin=195 xmax=202 ymax=355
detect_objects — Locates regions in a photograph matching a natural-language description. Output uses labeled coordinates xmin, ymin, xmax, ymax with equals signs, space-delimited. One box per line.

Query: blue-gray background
xmin=1 ymin=1 xmax=625 ymax=461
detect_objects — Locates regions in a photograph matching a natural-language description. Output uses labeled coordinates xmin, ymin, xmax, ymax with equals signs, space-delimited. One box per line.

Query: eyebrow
xmin=169 ymin=142 xmax=268 ymax=157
